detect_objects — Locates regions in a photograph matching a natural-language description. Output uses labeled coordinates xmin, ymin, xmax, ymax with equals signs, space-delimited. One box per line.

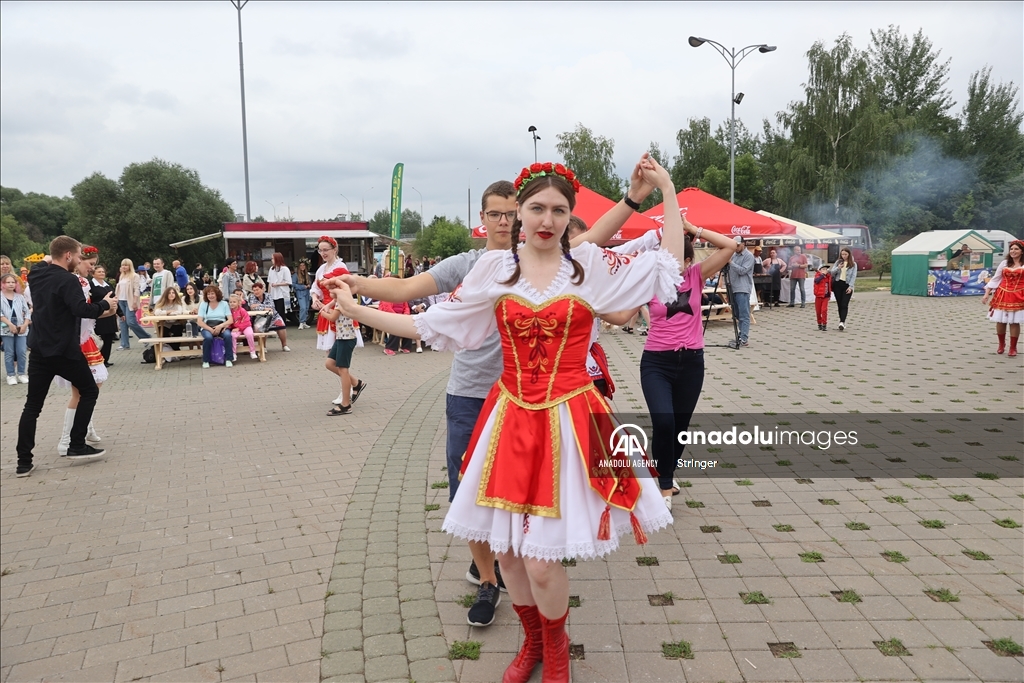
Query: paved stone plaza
xmin=2 ymin=291 xmax=1021 ymax=683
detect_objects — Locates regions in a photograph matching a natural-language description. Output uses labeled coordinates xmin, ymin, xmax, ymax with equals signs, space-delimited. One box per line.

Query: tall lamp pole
xmin=231 ymin=0 xmax=252 ymax=221
xmin=467 ymin=168 xmax=479 ymax=227
xmin=528 ymin=126 xmax=540 ymax=163
xmin=361 ymin=187 xmax=373 ymax=221
xmin=688 ymin=36 xmax=776 ymax=204
xmin=339 ymin=193 xmax=351 ymax=219
xmin=410 ymin=187 xmax=424 ymax=231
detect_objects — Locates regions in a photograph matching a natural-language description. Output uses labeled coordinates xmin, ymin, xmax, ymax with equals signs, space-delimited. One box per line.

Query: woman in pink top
xmin=641 ymin=224 xmax=741 ymax=509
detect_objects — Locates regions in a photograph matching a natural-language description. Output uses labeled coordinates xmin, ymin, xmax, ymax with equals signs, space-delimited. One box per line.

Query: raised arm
xmin=333 ymin=271 xmax=439 ymax=303
xmin=332 ymin=282 xmax=420 ymax=340
xmin=571 ymin=153 xmax=657 ymax=248
xmin=643 ymin=159 xmax=685 ymax=266
xmin=695 ymin=220 xmax=743 ymax=280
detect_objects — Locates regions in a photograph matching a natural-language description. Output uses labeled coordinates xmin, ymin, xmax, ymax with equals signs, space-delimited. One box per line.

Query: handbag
xmin=252 ymin=315 xmax=269 ymax=333
xmin=210 ymin=337 xmax=226 ymax=365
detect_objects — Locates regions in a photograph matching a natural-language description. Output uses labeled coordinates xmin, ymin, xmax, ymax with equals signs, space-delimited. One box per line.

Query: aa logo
xmin=609 ymin=424 xmax=648 ymax=459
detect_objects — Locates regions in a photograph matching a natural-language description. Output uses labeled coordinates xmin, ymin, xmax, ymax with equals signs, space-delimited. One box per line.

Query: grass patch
xmin=832 ymin=589 xmax=862 ymax=603
xmin=881 ymin=550 xmax=909 ymax=563
xmin=752 ymin=500 xmax=771 ymax=507
xmin=430 ymin=481 xmax=449 ymax=489
xmin=884 ymin=495 xmax=907 ymax=504
xmin=775 ymin=460 xmax=792 ymax=466
xmin=984 ymin=638 xmax=1024 ymax=657
xmin=994 ymin=518 xmax=1021 ymax=529
xmin=975 ymin=472 xmax=1000 ymax=480
xmin=794 ymin=478 xmax=814 ymax=484
xmin=456 ymin=593 xmax=476 ymax=608
xmin=424 ymin=504 xmax=440 ymax=511
xmin=998 ymin=455 xmax=1020 ymax=461
xmin=962 ymin=549 xmax=992 ymax=561
xmin=561 ymin=558 xmax=576 ymax=567
xmin=799 ymin=551 xmax=824 ymax=563
xmin=569 ymin=643 xmax=585 ymax=660
xmin=721 ymin=462 xmax=737 ymax=469
xmin=875 ymin=638 xmax=911 ymax=657
xmin=735 ymin=479 xmax=753 ymax=486
xmin=773 ymin=524 xmax=795 ymax=532
xmin=923 ymin=588 xmax=959 ymax=603
xmin=568 ymin=595 xmax=582 ymax=608
xmin=718 ymin=553 xmax=742 ymax=564
xmin=919 ymin=519 xmax=946 ymax=529
xmin=661 ymin=640 xmax=694 ymax=659
xmin=678 ymin=480 xmax=692 ymax=488
xmin=648 ymin=593 xmax=675 ymax=606
xmin=448 ymin=640 xmax=482 ymax=660
xmin=819 ymin=498 xmax=839 ymax=505
xmin=685 ymin=500 xmax=704 ymax=509
xmin=740 ymin=591 xmax=771 ymax=605
xmin=768 ymin=642 xmax=801 ymax=658
xmin=636 ymin=556 xmax=660 ymax=567
xmin=830 ymin=459 xmax=849 ymax=465
xmin=950 ymin=494 xmax=974 ymax=502
xmin=916 ymin=474 xmax=935 ymax=480
xmin=700 ymin=525 xmax=722 ymax=534
xmin=846 ymin=521 xmax=871 ymax=531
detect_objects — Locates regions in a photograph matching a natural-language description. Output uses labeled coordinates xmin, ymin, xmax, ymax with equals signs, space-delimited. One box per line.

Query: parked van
xmin=974 ymin=230 xmax=1021 ymax=264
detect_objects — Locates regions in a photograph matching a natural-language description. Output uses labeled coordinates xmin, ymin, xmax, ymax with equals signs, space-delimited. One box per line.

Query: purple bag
xmin=210 ymin=336 xmax=226 ymax=365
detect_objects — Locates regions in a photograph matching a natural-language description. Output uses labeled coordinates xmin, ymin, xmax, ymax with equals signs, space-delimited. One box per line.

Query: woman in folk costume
xmin=329 ymin=158 xmax=687 ymax=683
xmin=983 ymin=239 xmax=1024 ymax=357
xmin=56 ymin=246 xmax=107 ymax=455
xmin=311 ymin=235 xmax=351 ymax=350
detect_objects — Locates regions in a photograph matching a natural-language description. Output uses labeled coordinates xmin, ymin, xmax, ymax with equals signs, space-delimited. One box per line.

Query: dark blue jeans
xmin=445 ymin=394 xmax=486 ymax=502
xmin=640 ymin=348 xmax=705 ymax=491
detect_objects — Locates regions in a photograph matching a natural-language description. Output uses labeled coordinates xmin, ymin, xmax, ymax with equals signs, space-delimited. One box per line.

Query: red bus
xmin=817 ymin=224 xmax=873 ymax=271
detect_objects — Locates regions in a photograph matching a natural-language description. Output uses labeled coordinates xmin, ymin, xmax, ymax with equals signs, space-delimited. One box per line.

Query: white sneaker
xmin=664 ymin=496 xmax=673 ymax=511
xmin=838 ymin=322 xmax=845 ymax=330
xmin=332 ymin=391 xmax=345 ymax=405
xmin=416 ymin=347 xmax=423 ymax=353
xmin=6 ymin=376 xmax=17 ymax=386
xmin=225 ymin=360 xmax=233 ymax=368
xmin=18 ymin=375 xmax=28 ymax=384
xmin=202 ymin=362 xmax=210 ymax=369
xmin=282 ymin=346 xmax=291 ymax=352
xmin=250 ymin=352 xmax=258 ymax=359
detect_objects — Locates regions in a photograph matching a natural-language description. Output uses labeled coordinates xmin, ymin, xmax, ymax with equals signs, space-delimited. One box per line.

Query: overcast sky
xmin=2 ymin=1 xmax=1021 ymax=226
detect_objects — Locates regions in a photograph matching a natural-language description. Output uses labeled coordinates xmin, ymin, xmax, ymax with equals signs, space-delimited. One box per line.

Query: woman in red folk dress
xmin=330 ymin=159 xmax=687 ymax=682
xmin=983 ymin=239 xmax=1024 ymax=357
xmin=55 ymin=246 xmax=108 ymax=455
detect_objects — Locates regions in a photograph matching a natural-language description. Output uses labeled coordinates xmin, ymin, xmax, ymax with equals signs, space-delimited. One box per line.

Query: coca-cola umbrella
xmin=619 ymin=187 xmax=796 ymax=240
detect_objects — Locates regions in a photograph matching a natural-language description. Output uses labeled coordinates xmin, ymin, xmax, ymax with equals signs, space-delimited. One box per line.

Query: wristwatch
xmin=623 ymin=195 xmax=641 ymax=211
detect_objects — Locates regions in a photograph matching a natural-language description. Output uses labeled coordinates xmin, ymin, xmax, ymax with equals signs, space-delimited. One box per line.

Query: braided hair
xmin=501 ymin=175 xmax=585 ymax=287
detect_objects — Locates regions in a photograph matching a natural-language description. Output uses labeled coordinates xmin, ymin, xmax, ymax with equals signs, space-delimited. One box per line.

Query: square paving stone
xmin=840 ymin=648 xmax=917 ymax=681
xmin=789 ymin=648 xmax=860 ymax=682
xmin=622 ymin=651 xmax=685 ymax=683
xmin=955 ymin=647 xmax=1024 ymax=683
xmin=569 ymin=652 xmax=627 ymax=683
xmin=729 ymin=649 xmax=799 ymax=682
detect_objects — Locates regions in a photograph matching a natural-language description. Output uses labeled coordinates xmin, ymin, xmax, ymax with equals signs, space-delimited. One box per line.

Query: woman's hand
xmin=982 ymin=292 xmax=991 ymax=305
xmin=329 ymin=283 xmax=357 ymax=315
xmin=640 ymin=157 xmax=674 ymax=193
xmin=626 ymin=152 xmax=656 ymax=204
xmin=846 ymin=287 xmax=853 ymax=294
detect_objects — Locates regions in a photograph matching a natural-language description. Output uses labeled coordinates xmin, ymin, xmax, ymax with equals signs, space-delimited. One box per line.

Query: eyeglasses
xmin=484 ymin=211 xmax=516 ymax=223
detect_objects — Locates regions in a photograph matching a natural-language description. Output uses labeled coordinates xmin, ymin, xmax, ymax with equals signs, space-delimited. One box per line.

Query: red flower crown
xmin=318 ymin=235 xmax=338 ymax=249
xmin=82 ymin=245 xmax=99 ymax=258
xmin=514 ymin=162 xmax=581 ymax=194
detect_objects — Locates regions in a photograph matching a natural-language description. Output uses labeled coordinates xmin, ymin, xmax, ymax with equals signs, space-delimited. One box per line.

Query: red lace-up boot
xmin=539 ymin=609 xmax=570 ymax=682
xmin=502 ymin=604 xmax=543 ymax=683
xmin=1009 ymin=336 xmax=1018 ymax=357
xmin=997 ymin=332 xmax=1006 ymax=354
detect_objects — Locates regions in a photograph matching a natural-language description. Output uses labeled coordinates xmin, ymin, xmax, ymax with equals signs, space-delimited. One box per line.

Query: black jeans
xmin=833 ymin=280 xmax=852 ymax=322
xmin=17 ymin=351 xmax=100 ymax=468
xmin=640 ymin=348 xmax=705 ymax=491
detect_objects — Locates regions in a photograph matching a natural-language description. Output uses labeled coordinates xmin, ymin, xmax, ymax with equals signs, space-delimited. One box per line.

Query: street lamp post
xmin=361 ymin=187 xmax=373 ymax=221
xmin=230 ymin=1 xmax=251 ymax=221
xmin=467 ymin=168 xmax=479 ymax=227
xmin=528 ymin=126 xmax=541 ymax=163
xmin=264 ymin=200 xmax=282 ymax=220
xmin=688 ymin=36 xmax=776 ymax=204
xmin=339 ymin=193 xmax=351 ymax=220
xmin=410 ymin=187 xmax=424 ymax=232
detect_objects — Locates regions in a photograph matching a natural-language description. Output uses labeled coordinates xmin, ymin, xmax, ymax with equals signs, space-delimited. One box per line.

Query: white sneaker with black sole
xmin=466 ymin=581 xmax=501 ymax=626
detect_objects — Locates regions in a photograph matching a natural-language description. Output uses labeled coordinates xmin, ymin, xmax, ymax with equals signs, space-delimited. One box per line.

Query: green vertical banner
xmin=389 ymin=163 xmax=404 ymax=275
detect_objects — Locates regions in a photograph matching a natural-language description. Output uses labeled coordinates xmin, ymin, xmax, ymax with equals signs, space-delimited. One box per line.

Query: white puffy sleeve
xmin=613 ymin=228 xmax=662 ymax=255
xmin=985 ymin=261 xmax=1005 ymax=291
xmin=573 ymin=242 xmax=682 ymax=315
xmin=413 ymin=250 xmax=505 ymax=352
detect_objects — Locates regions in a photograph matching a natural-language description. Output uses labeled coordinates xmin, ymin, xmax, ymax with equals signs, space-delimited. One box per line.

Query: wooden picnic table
xmin=139 ymin=312 xmax=271 ymax=369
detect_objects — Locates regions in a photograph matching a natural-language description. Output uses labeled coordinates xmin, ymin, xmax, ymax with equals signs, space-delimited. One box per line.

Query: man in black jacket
xmin=15 ymin=236 xmax=117 ymax=477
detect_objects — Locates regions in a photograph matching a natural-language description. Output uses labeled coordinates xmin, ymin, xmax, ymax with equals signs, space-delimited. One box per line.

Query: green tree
xmin=776 ymin=34 xmax=899 ymax=222
xmin=66 ymin=159 xmax=235 ymax=271
xmin=0 ymin=186 xmax=75 ymax=243
xmin=368 ymin=209 xmax=391 ymax=235
xmin=368 ymin=208 xmax=423 ymax=237
xmin=867 ymin=238 xmax=896 ymax=279
xmin=697 ymin=153 xmax=765 ymax=209
xmin=0 ymin=212 xmax=47 ymax=265
xmin=868 ymin=25 xmax=955 ymax=134
xmin=555 ymin=124 xmax=623 ymax=200
xmin=414 ymin=216 xmax=472 ymax=260
xmin=671 ymin=117 xmax=729 ymax=191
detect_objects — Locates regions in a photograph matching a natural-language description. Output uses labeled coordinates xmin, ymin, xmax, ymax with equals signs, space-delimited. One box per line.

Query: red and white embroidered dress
xmin=414 ymin=242 xmax=680 ymax=561
xmin=55 ymin=275 xmax=107 ymax=388
xmin=985 ymin=261 xmax=1024 ymax=324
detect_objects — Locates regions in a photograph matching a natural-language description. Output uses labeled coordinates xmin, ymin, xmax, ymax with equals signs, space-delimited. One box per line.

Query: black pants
xmin=834 ymin=279 xmax=852 ymax=323
xmin=17 ymin=351 xmax=99 ymax=469
xmin=640 ymin=348 xmax=705 ymax=491
xmin=274 ymin=298 xmax=288 ymax=325
xmin=385 ymin=334 xmax=413 ymax=353
xmin=98 ymin=334 xmax=115 ymax=363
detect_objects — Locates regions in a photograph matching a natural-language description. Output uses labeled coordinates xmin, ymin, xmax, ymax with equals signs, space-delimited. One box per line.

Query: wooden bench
xmin=140 ymin=332 xmax=273 ymax=369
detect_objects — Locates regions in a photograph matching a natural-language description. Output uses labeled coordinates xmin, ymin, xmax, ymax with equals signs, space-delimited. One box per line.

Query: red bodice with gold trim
xmin=461 ymin=295 xmax=643 ymax=519
xmin=991 ymin=267 xmax=1024 ymax=312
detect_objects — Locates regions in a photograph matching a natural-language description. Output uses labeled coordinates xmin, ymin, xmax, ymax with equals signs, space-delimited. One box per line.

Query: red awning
xmin=619 ymin=188 xmax=796 ymax=240
xmin=471 ymin=186 xmax=659 ymax=243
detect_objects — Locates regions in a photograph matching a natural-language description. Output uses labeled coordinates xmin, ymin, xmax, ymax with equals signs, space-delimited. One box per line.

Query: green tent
xmin=891 ymin=230 xmax=997 ymax=297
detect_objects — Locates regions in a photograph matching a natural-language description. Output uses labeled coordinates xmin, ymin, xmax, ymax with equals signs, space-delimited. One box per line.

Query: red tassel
xmin=597 ymin=505 xmax=611 ymax=541
xmin=630 ymin=512 xmax=648 ymax=546
xmin=523 ymin=513 xmax=530 ymax=535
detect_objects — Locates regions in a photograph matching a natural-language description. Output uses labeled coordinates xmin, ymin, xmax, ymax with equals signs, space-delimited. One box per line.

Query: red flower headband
xmin=318 ymin=235 xmax=338 ymax=249
xmin=514 ymin=162 xmax=581 ymax=194
xmin=82 ymin=245 xmax=98 ymax=258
